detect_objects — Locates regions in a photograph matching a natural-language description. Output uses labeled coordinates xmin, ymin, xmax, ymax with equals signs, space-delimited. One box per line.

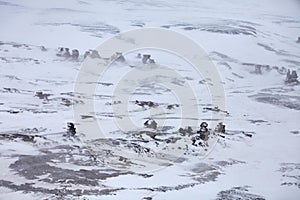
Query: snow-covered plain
xmin=0 ymin=0 xmax=300 ymax=199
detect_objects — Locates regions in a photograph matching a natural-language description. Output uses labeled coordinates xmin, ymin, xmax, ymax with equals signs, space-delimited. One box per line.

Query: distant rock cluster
xmin=135 ymin=100 xmax=158 ymax=108
xmin=134 ymin=100 xmax=180 ymax=111
xmin=243 ymin=63 xmax=287 ymax=75
xmin=54 ymin=47 xmax=127 ymax=64
xmin=84 ymin=49 xmax=101 ymax=59
xmin=56 ymin=47 xmax=79 ymax=60
xmin=192 ymin=122 xmax=226 ymax=147
xmin=246 ymin=63 xmax=299 ymax=85
xmin=136 ymin=53 xmax=155 ymax=64
xmin=54 ymin=46 xmax=160 ymax=67
xmin=139 ymin=119 xmax=228 ymax=150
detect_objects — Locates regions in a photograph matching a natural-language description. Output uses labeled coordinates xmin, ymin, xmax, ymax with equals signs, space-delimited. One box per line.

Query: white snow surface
xmin=0 ymin=0 xmax=300 ymax=199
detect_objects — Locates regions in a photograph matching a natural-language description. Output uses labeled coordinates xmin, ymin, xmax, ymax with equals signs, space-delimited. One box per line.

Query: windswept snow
xmin=0 ymin=0 xmax=300 ymax=199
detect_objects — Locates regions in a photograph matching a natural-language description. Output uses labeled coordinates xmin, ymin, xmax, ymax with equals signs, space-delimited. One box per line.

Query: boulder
xmin=144 ymin=119 xmax=157 ymax=130
xmin=285 ymin=69 xmax=299 ymax=84
xmin=142 ymin=54 xmax=151 ymax=64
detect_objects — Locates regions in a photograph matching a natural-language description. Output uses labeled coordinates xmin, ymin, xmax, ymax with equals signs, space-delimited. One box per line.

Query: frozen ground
xmin=0 ymin=0 xmax=300 ymax=199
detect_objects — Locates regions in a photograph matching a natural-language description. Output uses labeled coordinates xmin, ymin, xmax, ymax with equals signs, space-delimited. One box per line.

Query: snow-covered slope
xmin=0 ymin=0 xmax=300 ymax=199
